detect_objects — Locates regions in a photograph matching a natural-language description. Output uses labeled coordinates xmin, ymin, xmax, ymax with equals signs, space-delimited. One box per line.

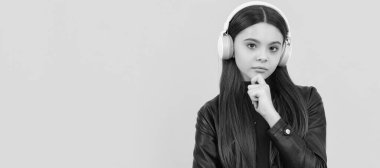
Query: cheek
xmin=233 ymin=47 xmax=244 ymax=67
xmin=234 ymin=57 xmax=247 ymax=73
xmin=266 ymin=63 xmax=279 ymax=75
xmin=234 ymin=46 xmax=251 ymax=64
xmin=234 ymin=52 xmax=250 ymax=70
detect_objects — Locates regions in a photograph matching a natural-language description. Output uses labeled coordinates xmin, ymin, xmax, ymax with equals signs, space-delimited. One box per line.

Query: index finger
xmin=251 ymin=74 xmax=266 ymax=85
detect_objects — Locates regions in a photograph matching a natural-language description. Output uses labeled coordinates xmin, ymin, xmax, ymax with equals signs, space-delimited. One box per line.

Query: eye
xmin=269 ymin=46 xmax=279 ymax=52
xmin=247 ymin=43 xmax=256 ymax=49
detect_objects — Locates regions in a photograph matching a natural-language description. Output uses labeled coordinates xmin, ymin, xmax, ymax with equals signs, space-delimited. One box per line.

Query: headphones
xmin=217 ymin=1 xmax=292 ymax=67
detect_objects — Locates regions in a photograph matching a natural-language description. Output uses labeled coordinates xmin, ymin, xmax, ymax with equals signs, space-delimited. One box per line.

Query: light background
xmin=0 ymin=0 xmax=379 ymax=167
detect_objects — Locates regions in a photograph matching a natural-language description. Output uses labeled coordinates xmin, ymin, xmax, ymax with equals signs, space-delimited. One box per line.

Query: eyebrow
xmin=243 ymin=38 xmax=282 ymax=45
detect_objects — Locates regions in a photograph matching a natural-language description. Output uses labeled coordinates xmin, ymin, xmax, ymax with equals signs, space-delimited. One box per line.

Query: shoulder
xmin=294 ymin=85 xmax=323 ymax=105
xmin=196 ymin=95 xmax=219 ymax=135
xmin=197 ymin=95 xmax=219 ymax=118
xmin=295 ymin=85 xmax=325 ymax=120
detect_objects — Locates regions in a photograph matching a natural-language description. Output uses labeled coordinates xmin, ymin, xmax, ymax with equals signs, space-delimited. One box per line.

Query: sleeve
xmin=192 ymin=104 xmax=223 ymax=168
xmin=267 ymin=86 xmax=327 ymax=168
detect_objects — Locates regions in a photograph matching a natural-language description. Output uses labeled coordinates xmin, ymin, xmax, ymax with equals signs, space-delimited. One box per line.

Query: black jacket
xmin=192 ymin=86 xmax=327 ymax=168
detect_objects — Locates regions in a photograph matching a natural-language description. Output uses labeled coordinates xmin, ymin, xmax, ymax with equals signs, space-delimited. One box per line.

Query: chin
xmin=254 ymin=72 xmax=269 ymax=79
xmin=243 ymin=72 xmax=269 ymax=81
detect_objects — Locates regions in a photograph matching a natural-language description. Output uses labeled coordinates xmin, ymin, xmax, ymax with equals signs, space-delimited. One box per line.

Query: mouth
xmin=251 ymin=66 xmax=268 ymax=71
xmin=251 ymin=66 xmax=268 ymax=73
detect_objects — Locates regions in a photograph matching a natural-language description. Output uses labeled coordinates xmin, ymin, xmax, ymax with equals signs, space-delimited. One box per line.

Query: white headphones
xmin=217 ymin=1 xmax=292 ymax=67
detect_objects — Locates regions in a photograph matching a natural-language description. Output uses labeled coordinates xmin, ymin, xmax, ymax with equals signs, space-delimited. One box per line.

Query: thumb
xmin=252 ymin=100 xmax=258 ymax=110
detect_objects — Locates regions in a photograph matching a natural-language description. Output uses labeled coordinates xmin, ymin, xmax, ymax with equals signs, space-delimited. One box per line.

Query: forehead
xmin=235 ymin=22 xmax=284 ymax=43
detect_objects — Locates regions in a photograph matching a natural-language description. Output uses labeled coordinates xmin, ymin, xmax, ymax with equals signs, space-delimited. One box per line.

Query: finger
xmin=251 ymin=74 xmax=266 ymax=85
xmin=256 ymin=74 xmax=266 ymax=84
xmin=247 ymin=84 xmax=260 ymax=90
xmin=247 ymin=90 xmax=259 ymax=100
xmin=252 ymin=101 xmax=258 ymax=109
xmin=250 ymin=75 xmax=260 ymax=85
xmin=251 ymin=96 xmax=258 ymax=101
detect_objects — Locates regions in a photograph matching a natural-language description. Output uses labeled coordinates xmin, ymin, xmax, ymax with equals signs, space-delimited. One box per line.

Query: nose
xmin=256 ymin=49 xmax=268 ymax=63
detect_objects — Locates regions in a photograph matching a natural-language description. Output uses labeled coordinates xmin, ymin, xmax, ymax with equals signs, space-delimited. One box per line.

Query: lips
xmin=252 ymin=66 xmax=268 ymax=71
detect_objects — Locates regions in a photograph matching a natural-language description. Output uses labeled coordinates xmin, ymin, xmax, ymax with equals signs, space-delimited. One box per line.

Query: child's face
xmin=234 ymin=22 xmax=284 ymax=81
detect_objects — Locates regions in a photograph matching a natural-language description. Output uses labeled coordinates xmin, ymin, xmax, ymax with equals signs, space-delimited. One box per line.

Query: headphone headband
xmin=222 ymin=1 xmax=291 ymax=39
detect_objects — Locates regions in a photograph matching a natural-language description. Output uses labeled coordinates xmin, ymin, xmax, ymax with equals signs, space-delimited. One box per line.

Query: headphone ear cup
xmin=278 ymin=42 xmax=292 ymax=67
xmin=218 ymin=34 xmax=234 ymax=59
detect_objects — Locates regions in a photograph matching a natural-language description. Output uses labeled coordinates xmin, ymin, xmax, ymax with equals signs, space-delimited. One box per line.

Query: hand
xmin=247 ymin=74 xmax=281 ymax=127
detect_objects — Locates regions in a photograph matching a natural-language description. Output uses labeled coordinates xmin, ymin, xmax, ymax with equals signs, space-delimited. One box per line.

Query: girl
xmin=192 ymin=1 xmax=327 ymax=168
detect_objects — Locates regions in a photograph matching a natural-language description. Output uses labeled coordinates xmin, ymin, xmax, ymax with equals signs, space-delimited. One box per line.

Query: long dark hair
xmin=217 ymin=6 xmax=308 ymax=168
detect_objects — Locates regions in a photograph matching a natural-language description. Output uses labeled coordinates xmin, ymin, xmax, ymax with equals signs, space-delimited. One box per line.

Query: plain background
xmin=1 ymin=0 xmax=379 ymax=167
